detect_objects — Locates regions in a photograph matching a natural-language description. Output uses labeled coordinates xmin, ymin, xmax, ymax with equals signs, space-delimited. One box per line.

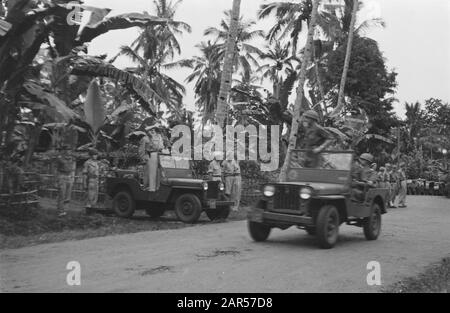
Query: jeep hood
xmin=165 ymin=178 xmax=204 ymax=187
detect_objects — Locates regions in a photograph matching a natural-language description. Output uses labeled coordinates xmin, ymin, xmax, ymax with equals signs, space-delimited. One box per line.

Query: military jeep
xmin=247 ymin=150 xmax=389 ymax=249
xmin=106 ymin=155 xmax=234 ymax=223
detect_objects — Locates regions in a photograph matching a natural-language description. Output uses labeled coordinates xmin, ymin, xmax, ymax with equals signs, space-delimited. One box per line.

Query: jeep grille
xmin=206 ymin=181 xmax=219 ymax=199
xmin=273 ymin=185 xmax=300 ymax=211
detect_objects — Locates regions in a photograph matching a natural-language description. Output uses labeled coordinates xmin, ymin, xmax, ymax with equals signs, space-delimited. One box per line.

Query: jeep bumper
xmin=248 ymin=209 xmax=314 ymax=226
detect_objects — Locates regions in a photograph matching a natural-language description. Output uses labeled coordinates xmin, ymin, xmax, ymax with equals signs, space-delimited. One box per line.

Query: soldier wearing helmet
xmin=352 ymin=153 xmax=377 ymax=201
xmin=297 ymin=110 xmax=333 ymax=168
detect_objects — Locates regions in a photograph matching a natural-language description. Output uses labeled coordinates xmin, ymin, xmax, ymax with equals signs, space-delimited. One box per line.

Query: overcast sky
xmin=85 ymin=0 xmax=450 ymax=119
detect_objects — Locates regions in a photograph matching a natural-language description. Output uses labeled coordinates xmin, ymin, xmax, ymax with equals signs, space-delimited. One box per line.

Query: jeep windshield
xmin=289 ymin=150 xmax=353 ymax=171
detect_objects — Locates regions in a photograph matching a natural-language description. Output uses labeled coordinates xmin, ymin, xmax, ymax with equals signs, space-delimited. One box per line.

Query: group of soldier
xmin=352 ymin=153 xmax=408 ymax=208
xmin=54 ymin=147 xmax=101 ymax=217
xmin=296 ymin=109 xmax=408 ymax=208
xmin=207 ymin=152 xmax=242 ymax=212
xmin=52 ymin=107 xmax=410 ymax=217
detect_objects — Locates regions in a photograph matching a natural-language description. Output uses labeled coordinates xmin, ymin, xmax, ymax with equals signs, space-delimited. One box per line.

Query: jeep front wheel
xmin=175 ymin=194 xmax=202 ymax=223
xmin=316 ymin=205 xmax=340 ymax=249
xmin=363 ymin=203 xmax=382 ymax=240
xmin=248 ymin=221 xmax=271 ymax=242
xmin=112 ymin=191 xmax=135 ymax=218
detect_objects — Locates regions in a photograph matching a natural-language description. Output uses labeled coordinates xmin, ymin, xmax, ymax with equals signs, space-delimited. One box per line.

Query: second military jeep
xmin=106 ymin=155 xmax=234 ymax=223
xmin=247 ymin=150 xmax=389 ymax=249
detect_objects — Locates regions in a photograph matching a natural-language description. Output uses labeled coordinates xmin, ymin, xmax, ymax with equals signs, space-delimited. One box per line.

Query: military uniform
xmin=298 ymin=115 xmax=333 ymax=168
xmin=54 ymin=151 xmax=75 ymax=215
xmin=139 ymin=131 xmax=164 ymax=192
xmin=223 ymin=160 xmax=241 ymax=211
xmin=389 ymin=169 xmax=399 ymax=206
xmin=351 ymin=154 xmax=376 ymax=202
xmin=397 ymin=166 xmax=407 ymax=207
xmin=208 ymin=160 xmax=222 ymax=182
xmin=83 ymin=158 xmax=100 ymax=208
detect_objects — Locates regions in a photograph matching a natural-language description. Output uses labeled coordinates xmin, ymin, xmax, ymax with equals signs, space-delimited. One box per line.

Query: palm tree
xmin=329 ymin=0 xmax=358 ymax=118
xmin=182 ymin=41 xmax=223 ymax=120
xmin=258 ymin=0 xmax=312 ymax=55
xmin=204 ymin=10 xmax=264 ymax=79
xmin=257 ymin=42 xmax=299 ymax=98
xmin=279 ymin=0 xmax=321 ymax=181
xmin=131 ymin=0 xmax=192 ymax=62
xmin=119 ymin=0 xmax=191 ymax=113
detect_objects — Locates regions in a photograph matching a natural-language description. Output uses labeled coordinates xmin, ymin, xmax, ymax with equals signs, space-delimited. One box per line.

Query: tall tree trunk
xmin=278 ymin=0 xmax=321 ymax=182
xmin=216 ymin=0 xmax=241 ymax=127
xmin=329 ymin=0 xmax=358 ymax=118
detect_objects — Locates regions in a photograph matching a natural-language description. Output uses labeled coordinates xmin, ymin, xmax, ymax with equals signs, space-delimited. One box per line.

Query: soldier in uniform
xmin=297 ymin=110 xmax=333 ymax=168
xmin=389 ymin=164 xmax=399 ymax=208
xmin=222 ymin=158 xmax=241 ymax=212
xmin=139 ymin=124 xmax=165 ymax=192
xmin=397 ymin=162 xmax=407 ymax=208
xmin=83 ymin=149 xmax=100 ymax=210
xmin=54 ymin=147 xmax=76 ymax=217
xmin=208 ymin=152 xmax=223 ymax=182
xmin=351 ymin=153 xmax=376 ymax=202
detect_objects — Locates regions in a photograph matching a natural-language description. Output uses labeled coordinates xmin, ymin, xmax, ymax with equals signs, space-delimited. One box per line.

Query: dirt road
xmin=1 ymin=196 xmax=449 ymax=293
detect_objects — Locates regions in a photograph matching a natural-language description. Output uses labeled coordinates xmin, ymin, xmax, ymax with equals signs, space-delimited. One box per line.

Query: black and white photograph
xmin=0 ymin=0 xmax=449 ymax=296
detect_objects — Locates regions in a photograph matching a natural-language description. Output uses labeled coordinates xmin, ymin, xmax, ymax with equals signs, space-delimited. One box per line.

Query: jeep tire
xmin=316 ymin=205 xmax=340 ymax=249
xmin=363 ymin=203 xmax=382 ymax=240
xmin=175 ymin=193 xmax=202 ymax=223
xmin=112 ymin=191 xmax=136 ymax=218
xmin=248 ymin=221 xmax=271 ymax=242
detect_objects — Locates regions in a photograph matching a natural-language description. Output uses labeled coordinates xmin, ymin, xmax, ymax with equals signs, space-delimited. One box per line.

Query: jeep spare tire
xmin=112 ymin=191 xmax=135 ymax=218
xmin=175 ymin=193 xmax=202 ymax=223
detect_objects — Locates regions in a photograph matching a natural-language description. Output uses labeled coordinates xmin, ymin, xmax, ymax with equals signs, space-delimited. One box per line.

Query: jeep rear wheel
xmin=248 ymin=221 xmax=271 ymax=242
xmin=316 ymin=205 xmax=340 ymax=249
xmin=205 ymin=206 xmax=231 ymax=221
xmin=175 ymin=194 xmax=202 ymax=223
xmin=112 ymin=191 xmax=135 ymax=218
xmin=363 ymin=203 xmax=382 ymax=240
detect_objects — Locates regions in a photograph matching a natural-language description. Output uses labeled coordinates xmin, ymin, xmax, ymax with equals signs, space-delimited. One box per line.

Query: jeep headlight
xmin=263 ymin=185 xmax=276 ymax=197
xmin=219 ymin=182 xmax=225 ymax=191
xmin=202 ymin=182 xmax=209 ymax=191
xmin=299 ymin=187 xmax=312 ymax=200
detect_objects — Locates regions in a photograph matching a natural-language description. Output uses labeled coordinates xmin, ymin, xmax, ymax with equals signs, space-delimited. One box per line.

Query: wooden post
xmin=278 ymin=0 xmax=321 ymax=182
xmin=216 ymin=0 xmax=241 ymax=127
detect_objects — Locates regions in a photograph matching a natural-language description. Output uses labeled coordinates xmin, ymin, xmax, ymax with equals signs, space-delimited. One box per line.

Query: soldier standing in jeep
xmin=297 ymin=110 xmax=333 ymax=168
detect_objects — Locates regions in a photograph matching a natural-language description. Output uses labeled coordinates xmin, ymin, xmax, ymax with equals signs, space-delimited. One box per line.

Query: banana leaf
xmin=84 ymin=79 xmax=106 ymax=134
xmin=23 ymin=82 xmax=79 ymax=122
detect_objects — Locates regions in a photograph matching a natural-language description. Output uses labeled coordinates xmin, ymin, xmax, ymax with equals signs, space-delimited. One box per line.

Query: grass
xmin=0 ymin=199 xmax=249 ymax=250
xmin=384 ymin=257 xmax=450 ymax=293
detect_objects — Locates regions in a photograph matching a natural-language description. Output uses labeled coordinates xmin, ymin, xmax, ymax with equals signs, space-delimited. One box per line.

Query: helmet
xmin=360 ymin=153 xmax=374 ymax=163
xmin=302 ymin=110 xmax=320 ymax=122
